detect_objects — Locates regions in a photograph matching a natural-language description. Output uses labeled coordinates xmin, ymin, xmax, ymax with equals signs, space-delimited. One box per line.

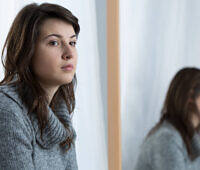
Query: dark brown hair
xmin=148 ymin=67 xmax=200 ymax=160
xmin=1 ymin=3 xmax=80 ymax=150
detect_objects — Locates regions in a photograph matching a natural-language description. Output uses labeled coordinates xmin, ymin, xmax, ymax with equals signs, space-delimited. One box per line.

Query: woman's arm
xmin=0 ymin=107 xmax=34 ymax=170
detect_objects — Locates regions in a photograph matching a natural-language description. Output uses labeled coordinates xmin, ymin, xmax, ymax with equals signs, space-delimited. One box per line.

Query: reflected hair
xmin=147 ymin=67 xmax=200 ymax=160
xmin=1 ymin=3 xmax=80 ymax=151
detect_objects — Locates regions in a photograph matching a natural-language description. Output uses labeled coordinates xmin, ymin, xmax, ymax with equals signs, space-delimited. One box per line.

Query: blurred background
xmin=120 ymin=0 xmax=200 ymax=169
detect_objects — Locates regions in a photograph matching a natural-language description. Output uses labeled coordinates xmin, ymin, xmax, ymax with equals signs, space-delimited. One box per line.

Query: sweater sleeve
xmin=0 ymin=107 xmax=34 ymax=170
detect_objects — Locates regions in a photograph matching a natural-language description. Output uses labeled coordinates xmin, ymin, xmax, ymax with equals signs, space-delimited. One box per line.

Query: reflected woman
xmin=0 ymin=3 xmax=79 ymax=170
xmin=135 ymin=67 xmax=200 ymax=170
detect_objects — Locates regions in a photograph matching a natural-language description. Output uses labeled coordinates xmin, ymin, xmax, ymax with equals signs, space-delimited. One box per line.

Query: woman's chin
xmin=59 ymin=77 xmax=74 ymax=85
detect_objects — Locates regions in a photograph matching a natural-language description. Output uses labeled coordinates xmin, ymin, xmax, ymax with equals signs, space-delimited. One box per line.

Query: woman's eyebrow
xmin=43 ymin=34 xmax=77 ymax=40
xmin=43 ymin=34 xmax=62 ymax=40
xmin=70 ymin=35 xmax=77 ymax=39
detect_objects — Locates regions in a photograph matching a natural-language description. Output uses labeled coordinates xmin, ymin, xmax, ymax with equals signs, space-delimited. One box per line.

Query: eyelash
xmin=49 ymin=40 xmax=59 ymax=46
xmin=48 ymin=40 xmax=77 ymax=47
xmin=69 ymin=41 xmax=77 ymax=47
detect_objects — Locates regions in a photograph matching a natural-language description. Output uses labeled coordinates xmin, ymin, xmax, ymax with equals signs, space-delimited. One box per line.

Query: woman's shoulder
xmin=135 ymin=121 xmax=188 ymax=170
xmin=0 ymin=84 xmax=23 ymax=111
xmin=0 ymin=84 xmax=33 ymax=136
xmin=145 ymin=121 xmax=185 ymax=148
xmin=0 ymin=84 xmax=32 ymax=128
xmin=141 ymin=121 xmax=187 ymax=159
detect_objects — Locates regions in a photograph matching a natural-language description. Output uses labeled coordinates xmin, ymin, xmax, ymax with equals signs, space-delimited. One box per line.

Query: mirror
xmin=120 ymin=0 xmax=200 ymax=169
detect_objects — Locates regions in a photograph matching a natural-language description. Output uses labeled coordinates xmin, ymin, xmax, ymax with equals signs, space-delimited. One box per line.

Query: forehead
xmin=39 ymin=18 xmax=75 ymax=38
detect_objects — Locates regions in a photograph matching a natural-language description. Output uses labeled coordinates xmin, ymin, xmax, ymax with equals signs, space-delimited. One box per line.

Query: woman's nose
xmin=62 ymin=45 xmax=73 ymax=60
xmin=62 ymin=53 xmax=72 ymax=60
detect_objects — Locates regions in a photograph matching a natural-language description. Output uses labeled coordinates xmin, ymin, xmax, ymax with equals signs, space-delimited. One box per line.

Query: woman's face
xmin=32 ymin=18 xmax=78 ymax=88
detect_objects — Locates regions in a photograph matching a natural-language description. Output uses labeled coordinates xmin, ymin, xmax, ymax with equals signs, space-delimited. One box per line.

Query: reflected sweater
xmin=0 ymin=84 xmax=78 ymax=170
xmin=135 ymin=121 xmax=200 ymax=170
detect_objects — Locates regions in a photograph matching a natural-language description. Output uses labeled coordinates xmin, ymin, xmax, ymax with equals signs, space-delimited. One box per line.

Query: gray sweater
xmin=135 ymin=121 xmax=200 ymax=170
xmin=0 ymin=84 xmax=78 ymax=170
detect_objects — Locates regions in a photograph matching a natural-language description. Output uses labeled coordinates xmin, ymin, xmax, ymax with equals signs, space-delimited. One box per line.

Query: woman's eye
xmin=49 ymin=41 xmax=59 ymax=46
xmin=70 ymin=41 xmax=77 ymax=47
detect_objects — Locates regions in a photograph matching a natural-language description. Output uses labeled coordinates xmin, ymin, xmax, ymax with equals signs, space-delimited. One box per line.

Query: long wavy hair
xmin=1 ymin=3 xmax=80 ymax=151
xmin=147 ymin=67 xmax=200 ymax=160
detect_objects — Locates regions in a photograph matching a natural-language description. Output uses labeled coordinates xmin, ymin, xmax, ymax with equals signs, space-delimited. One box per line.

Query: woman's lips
xmin=61 ymin=64 xmax=74 ymax=71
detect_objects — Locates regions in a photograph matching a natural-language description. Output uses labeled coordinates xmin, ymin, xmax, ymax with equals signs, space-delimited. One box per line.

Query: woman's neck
xmin=39 ymin=83 xmax=59 ymax=104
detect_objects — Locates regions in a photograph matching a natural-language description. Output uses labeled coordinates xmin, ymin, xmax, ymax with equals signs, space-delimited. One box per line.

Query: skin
xmin=192 ymin=96 xmax=200 ymax=128
xmin=191 ymin=114 xmax=199 ymax=129
xmin=32 ymin=18 xmax=78 ymax=104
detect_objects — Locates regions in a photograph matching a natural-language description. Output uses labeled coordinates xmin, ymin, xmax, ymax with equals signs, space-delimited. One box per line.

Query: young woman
xmin=135 ymin=67 xmax=200 ymax=170
xmin=0 ymin=3 xmax=80 ymax=170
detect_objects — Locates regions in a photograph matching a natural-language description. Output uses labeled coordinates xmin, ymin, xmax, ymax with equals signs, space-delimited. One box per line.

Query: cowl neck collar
xmin=0 ymin=83 xmax=76 ymax=149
